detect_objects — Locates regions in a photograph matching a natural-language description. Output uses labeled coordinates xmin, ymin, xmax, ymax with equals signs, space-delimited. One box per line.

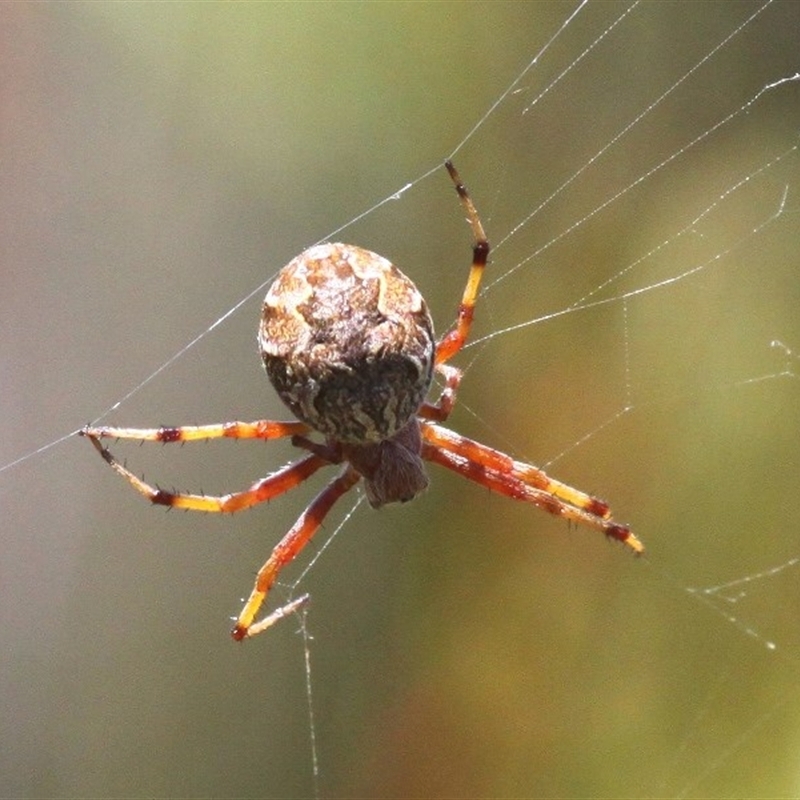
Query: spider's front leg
xmin=421 ymin=422 xmax=644 ymax=554
xmin=232 ymin=465 xmax=361 ymax=640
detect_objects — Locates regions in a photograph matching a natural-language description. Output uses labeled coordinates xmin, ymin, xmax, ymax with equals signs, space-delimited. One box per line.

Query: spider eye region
xmin=260 ymin=243 xmax=435 ymax=444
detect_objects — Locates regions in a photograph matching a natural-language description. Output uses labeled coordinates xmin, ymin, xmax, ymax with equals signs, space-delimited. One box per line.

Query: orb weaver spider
xmin=82 ymin=161 xmax=643 ymax=641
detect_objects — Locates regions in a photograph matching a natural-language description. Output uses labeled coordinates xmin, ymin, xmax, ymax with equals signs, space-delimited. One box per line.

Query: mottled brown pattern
xmin=260 ymin=243 xmax=435 ymax=444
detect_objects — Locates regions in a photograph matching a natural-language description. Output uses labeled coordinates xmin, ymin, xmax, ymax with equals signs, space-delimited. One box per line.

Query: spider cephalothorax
xmin=82 ymin=161 xmax=642 ymax=642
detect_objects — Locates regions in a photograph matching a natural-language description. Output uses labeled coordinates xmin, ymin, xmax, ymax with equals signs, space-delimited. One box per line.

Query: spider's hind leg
xmin=418 ymin=363 xmax=462 ymax=423
xmin=435 ymin=161 xmax=490 ymax=366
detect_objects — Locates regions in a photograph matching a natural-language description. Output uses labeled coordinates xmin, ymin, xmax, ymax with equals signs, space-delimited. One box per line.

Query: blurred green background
xmin=2 ymin=2 xmax=800 ymax=797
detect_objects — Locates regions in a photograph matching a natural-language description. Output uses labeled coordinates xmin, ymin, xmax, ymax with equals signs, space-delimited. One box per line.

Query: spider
xmin=81 ymin=161 xmax=643 ymax=641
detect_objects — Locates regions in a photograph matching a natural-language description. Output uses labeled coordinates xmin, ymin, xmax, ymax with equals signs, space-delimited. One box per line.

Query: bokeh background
xmin=2 ymin=2 xmax=800 ymax=797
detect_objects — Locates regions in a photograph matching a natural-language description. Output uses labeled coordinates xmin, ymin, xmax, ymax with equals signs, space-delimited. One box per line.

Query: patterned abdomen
xmin=260 ymin=243 xmax=435 ymax=443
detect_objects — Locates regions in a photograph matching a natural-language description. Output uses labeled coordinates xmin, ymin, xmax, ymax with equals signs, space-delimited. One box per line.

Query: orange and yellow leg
xmin=81 ymin=419 xmax=310 ymax=444
xmin=435 ymin=160 xmax=491 ymax=366
xmin=421 ymin=423 xmax=643 ymax=554
xmin=232 ymin=466 xmax=362 ymax=640
xmin=84 ymin=433 xmax=328 ymax=512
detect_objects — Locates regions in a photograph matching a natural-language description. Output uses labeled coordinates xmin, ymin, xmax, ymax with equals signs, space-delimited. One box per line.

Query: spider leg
xmin=232 ymin=465 xmax=361 ymax=640
xmin=81 ymin=419 xmax=310 ymax=444
xmin=423 ymin=423 xmax=611 ymax=516
xmin=243 ymin=593 xmax=310 ymax=638
xmin=418 ymin=363 xmax=462 ymax=422
xmin=435 ymin=160 xmax=490 ymax=366
xmin=85 ymin=433 xmax=329 ymax=512
xmin=421 ymin=423 xmax=643 ymax=553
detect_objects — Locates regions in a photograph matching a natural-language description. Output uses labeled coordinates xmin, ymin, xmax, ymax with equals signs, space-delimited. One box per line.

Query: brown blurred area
xmin=2 ymin=3 xmax=800 ymax=797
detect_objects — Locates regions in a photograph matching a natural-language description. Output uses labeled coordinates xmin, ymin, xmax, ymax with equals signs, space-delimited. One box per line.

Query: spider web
xmin=2 ymin=2 xmax=800 ymax=797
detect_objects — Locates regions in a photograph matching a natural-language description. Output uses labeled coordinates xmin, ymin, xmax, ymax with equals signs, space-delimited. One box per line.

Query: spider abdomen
xmin=260 ymin=243 xmax=435 ymax=444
